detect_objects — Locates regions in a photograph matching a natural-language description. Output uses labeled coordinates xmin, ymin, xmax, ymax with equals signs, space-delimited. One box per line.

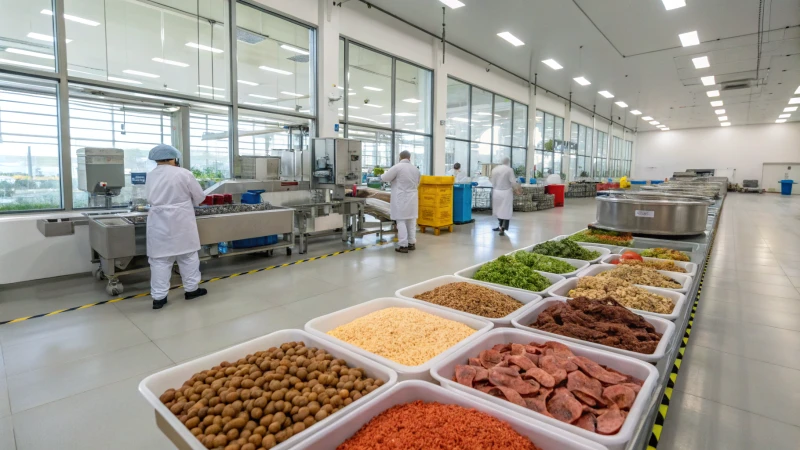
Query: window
xmin=624 ymin=140 xmax=633 ymax=177
xmin=395 ymin=60 xmax=432 ymax=135
xmin=395 ymin=133 xmax=431 ymax=176
xmin=534 ymin=110 xmax=564 ymax=178
xmin=347 ymin=43 xmax=392 ymax=127
xmin=446 ymin=78 xmax=469 ymax=140
xmin=444 ymin=140 xmax=469 ymax=174
xmin=0 ymin=0 xmax=57 ymax=73
xmin=350 ymin=126 xmax=392 ymax=177
xmin=569 ymin=123 xmax=593 ymax=179
xmin=65 ymin=0 xmax=230 ymax=99
xmin=236 ymin=2 xmax=313 ymax=114
xmin=0 ymin=75 xmax=61 ymax=211
xmin=237 ymin=109 xmax=311 ymax=161
xmin=594 ymin=130 xmax=608 ymax=178
xmin=190 ymin=109 xmax=231 ymax=186
xmin=609 ymin=136 xmax=632 ymax=178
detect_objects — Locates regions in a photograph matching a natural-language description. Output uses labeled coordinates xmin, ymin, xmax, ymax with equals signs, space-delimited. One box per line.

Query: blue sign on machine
xmin=131 ymin=172 xmax=147 ymax=185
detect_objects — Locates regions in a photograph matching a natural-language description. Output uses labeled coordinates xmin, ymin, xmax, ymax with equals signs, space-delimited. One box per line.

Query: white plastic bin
xmin=430 ymin=328 xmax=659 ymax=450
xmin=454 ymin=262 xmax=566 ymax=297
xmin=395 ymin=275 xmax=543 ymax=327
xmin=294 ymin=380 xmax=607 ymax=450
xmin=601 ymin=253 xmax=698 ymax=277
xmin=544 ymin=277 xmax=687 ymax=321
xmin=304 ymin=297 xmax=493 ymax=381
xmin=575 ymin=264 xmax=692 ymax=294
xmin=510 ymin=297 xmax=676 ymax=364
xmin=504 ymin=248 xmax=592 ymax=277
xmin=619 ymin=247 xmax=703 ymax=264
xmin=138 ymin=329 xmax=398 ymax=450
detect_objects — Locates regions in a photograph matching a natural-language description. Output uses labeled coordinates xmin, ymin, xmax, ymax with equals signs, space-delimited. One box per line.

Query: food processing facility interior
xmin=1 ymin=0 xmax=799 ymax=449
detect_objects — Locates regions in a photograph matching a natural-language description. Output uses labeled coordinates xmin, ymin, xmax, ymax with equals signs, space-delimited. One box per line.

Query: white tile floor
xmin=0 ymin=194 xmax=798 ymax=449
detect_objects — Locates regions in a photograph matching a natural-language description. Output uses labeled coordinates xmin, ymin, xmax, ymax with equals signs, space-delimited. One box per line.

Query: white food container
xmin=138 ymin=329 xmax=398 ymax=450
xmin=304 ymin=297 xmax=493 ymax=381
xmin=454 ymin=262 xmax=566 ymax=297
xmin=430 ymin=328 xmax=659 ymax=450
xmin=576 ymin=264 xmax=692 ymax=294
xmin=294 ymin=380 xmax=607 ymax=450
xmin=505 ymin=248 xmax=592 ymax=278
xmin=544 ymin=277 xmax=687 ymax=321
xmin=395 ymin=275 xmax=543 ymax=327
xmin=510 ymin=297 xmax=676 ymax=364
xmin=552 ymin=234 xmax=625 ymax=255
xmin=618 ymin=247 xmax=703 ymax=264
xmin=601 ymin=253 xmax=698 ymax=277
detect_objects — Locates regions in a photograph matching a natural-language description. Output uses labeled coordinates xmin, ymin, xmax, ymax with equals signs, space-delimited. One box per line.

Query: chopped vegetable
xmin=567 ymin=229 xmax=633 ymax=246
xmin=640 ymin=248 xmax=690 ymax=262
xmin=620 ymin=251 xmax=644 ymax=262
xmin=530 ymin=240 xmax=601 ymax=261
xmin=473 ymin=255 xmax=553 ymax=292
xmin=513 ymin=251 xmax=577 ymax=274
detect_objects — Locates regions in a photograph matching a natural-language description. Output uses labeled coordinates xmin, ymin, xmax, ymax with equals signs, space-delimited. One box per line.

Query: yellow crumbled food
xmin=569 ymin=276 xmax=675 ymax=314
xmin=327 ymin=307 xmax=476 ymax=366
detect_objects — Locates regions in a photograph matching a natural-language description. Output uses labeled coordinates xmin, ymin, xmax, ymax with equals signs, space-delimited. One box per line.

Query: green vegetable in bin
xmin=529 ymin=240 xmax=601 ymax=261
xmin=473 ymin=256 xmax=552 ymax=292
xmin=513 ymin=251 xmax=576 ymax=274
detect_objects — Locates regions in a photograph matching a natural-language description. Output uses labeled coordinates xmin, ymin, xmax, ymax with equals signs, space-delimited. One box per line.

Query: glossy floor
xmin=0 ymin=194 xmax=797 ymax=449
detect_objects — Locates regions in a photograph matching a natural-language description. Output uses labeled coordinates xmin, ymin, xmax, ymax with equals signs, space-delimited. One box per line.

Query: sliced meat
xmin=607 ymin=367 xmax=644 ymax=386
xmin=546 ymin=389 xmax=584 ymax=424
xmin=570 ymin=356 xmax=628 ymax=384
xmin=555 ymin=355 xmax=579 ymax=372
xmin=545 ymin=341 xmax=575 ymax=358
xmin=468 ymin=357 xmax=482 ymax=367
xmin=479 ymin=349 xmax=503 ymax=369
xmin=491 ymin=366 xmax=522 ymax=377
xmin=573 ymin=391 xmax=597 ymax=407
xmin=492 ymin=344 xmax=511 ymax=352
xmin=575 ymin=412 xmax=597 ymax=433
xmin=567 ymin=370 xmax=605 ymax=404
xmin=620 ymin=382 xmax=642 ymax=394
xmin=524 ymin=352 xmax=540 ymax=366
xmin=538 ymin=355 xmax=567 ymax=385
xmin=508 ymin=355 xmax=536 ymax=371
xmin=603 ymin=384 xmax=637 ymax=410
xmin=474 ymin=367 xmax=489 ymax=382
xmin=489 ymin=368 xmax=538 ymax=395
xmin=510 ymin=343 xmax=526 ymax=356
xmin=596 ymin=404 xmax=625 ymax=435
xmin=485 ymin=386 xmax=527 ymax=407
xmin=524 ymin=389 xmax=552 ymax=416
xmin=522 ymin=367 xmax=556 ymax=388
xmin=455 ymin=365 xmax=478 ymax=387
xmin=525 ymin=344 xmax=544 ymax=355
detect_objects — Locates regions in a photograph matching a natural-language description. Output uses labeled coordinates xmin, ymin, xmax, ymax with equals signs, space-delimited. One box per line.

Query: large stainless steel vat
xmin=594 ymin=195 xmax=713 ymax=236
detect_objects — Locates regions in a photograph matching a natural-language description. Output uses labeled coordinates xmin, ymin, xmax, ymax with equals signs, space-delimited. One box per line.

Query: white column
xmin=317 ymin=0 xmax=341 ymax=138
xmin=563 ymin=99 xmax=572 ymax=182
xmin=525 ymin=83 xmax=537 ymax=182
xmin=432 ymin=38 xmax=447 ymax=175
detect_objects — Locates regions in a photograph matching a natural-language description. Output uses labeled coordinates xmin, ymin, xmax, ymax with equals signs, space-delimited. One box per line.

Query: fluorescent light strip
xmin=776 ymin=119 xmax=787 ymax=123
xmin=679 ymin=31 xmax=700 ymax=47
xmin=710 ymin=100 xmax=723 ymax=107
xmin=542 ymin=59 xmax=562 ymax=70
xmin=153 ymin=57 xmax=189 ymax=68
xmin=598 ymin=91 xmax=614 ymax=98
xmin=186 ymin=42 xmax=223 ymax=53
xmin=403 ymin=98 xmax=422 ymax=103
xmin=0 ymin=58 xmax=52 ymax=71
xmin=451 ymin=117 xmax=469 ymax=122
xmin=363 ymin=86 xmax=383 ymax=91
xmin=439 ymin=0 xmax=465 ymax=9
xmin=789 ymin=98 xmax=800 ymax=105
xmin=396 ymin=113 xmax=416 ymax=117
xmin=249 ymin=94 xmax=277 ymax=100
xmin=794 ymin=86 xmax=800 ymax=94
xmin=27 ymin=32 xmax=71 ymax=44
xmin=721 ymin=122 xmax=731 ymax=127
xmin=41 ymin=9 xmax=100 ymax=26
xmin=785 ymin=107 xmax=798 ymax=112
xmin=649 ymin=121 xmax=660 ymax=125
xmin=661 ymin=127 xmax=670 ymax=131
xmin=259 ymin=66 xmax=292 ymax=75
xmin=701 ymin=76 xmax=716 ymax=86
xmin=280 ymin=44 xmax=309 ymax=55
xmin=269 ymin=105 xmax=295 ymax=111
xmin=123 ymin=69 xmax=159 ymax=78
xmin=573 ymin=77 xmax=591 ymax=86
xmin=692 ymin=56 xmax=710 ymax=69
xmin=642 ymin=116 xmax=654 ymax=121
xmin=497 ymin=32 xmax=525 ymax=46
xmin=662 ymin=0 xmax=686 ymax=10
xmin=630 ymin=110 xmax=642 ymax=115
xmin=706 ymin=90 xmax=720 ymax=97
xmin=281 ymin=91 xmax=304 ymax=97
xmin=6 ymin=48 xmax=54 ymax=60
xmin=779 ymin=114 xmax=791 ymax=119
xmin=198 ymin=85 xmax=224 ymax=91
xmin=108 ymin=76 xmax=142 ymax=85
xmin=237 ymin=80 xmax=258 ymax=86
xmin=363 ymin=104 xmax=383 ymax=108
xmin=615 ymin=101 xmax=628 ymax=108
xmin=718 ymin=116 xmax=728 ymax=121
xmin=715 ymin=109 xmax=726 ymax=114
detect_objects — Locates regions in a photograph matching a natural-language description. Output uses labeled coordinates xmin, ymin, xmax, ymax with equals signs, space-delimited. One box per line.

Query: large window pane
xmin=237 ymin=109 xmax=311 ymax=167
xmin=554 ymin=116 xmax=564 ymax=152
xmin=190 ymin=109 xmax=230 ymax=186
xmin=347 ymin=44 xmax=391 ymax=127
xmin=471 ymin=88 xmax=493 ymax=143
xmin=543 ymin=113 xmax=554 ymax=149
xmin=350 ymin=126 xmax=392 ymax=178
xmin=493 ymin=95 xmax=512 ymax=146
xmin=395 ymin=60 xmax=431 ymax=134
xmin=65 ymin=0 xmax=230 ymax=99
xmin=512 ymin=148 xmax=526 ymax=179
xmin=513 ymin=103 xmax=527 ymax=148
xmin=0 ymin=75 xmax=61 ymax=211
xmin=534 ymin=111 xmax=544 ymax=149
xmin=236 ymin=2 xmax=313 ymax=114
xmin=446 ymin=78 xmax=469 ymax=140
xmin=471 ymin=142 xmax=490 ymax=177
xmin=492 ymin=145 xmax=511 ymax=167
xmin=445 ymin=139 xmax=469 ymax=174
xmin=0 ymin=0 xmax=57 ymax=72
xmin=395 ymin=132 xmax=430 ymax=175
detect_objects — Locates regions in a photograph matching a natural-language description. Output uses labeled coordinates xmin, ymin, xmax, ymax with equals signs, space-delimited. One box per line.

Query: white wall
xmin=633 ymin=123 xmax=800 ymax=183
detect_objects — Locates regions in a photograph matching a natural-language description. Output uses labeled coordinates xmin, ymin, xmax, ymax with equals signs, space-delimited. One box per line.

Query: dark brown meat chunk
xmin=603 ymin=384 xmax=636 ymax=410
xmin=455 ymin=365 xmax=477 ymax=387
xmin=547 ymin=389 xmax=584 ymax=424
xmin=596 ymin=404 xmax=625 ymax=435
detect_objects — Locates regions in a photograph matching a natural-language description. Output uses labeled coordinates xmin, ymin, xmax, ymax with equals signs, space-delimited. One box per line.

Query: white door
xmin=762 ymin=163 xmax=800 ymax=194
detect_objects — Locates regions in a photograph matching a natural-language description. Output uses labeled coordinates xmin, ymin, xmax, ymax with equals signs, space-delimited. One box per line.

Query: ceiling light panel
xmin=280 ymin=45 xmax=308 ymax=55
xmin=107 ymin=76 xmax=142 ymax=85
xmin=661 ymin=127 xmax=670 ymax=131
xmin=573 ymin=77 xmax=591 ymax=86
xmin=153 ymin=57 xmax=188 ymax=67
xmin=715 ymin=109 xmax=726 ymax=114
xmin=403 ymin=98 xmax=422 ymax=103
xmin=198 ymin=85 xmax=224 ymax=91
xmin=795 ymin=86 xmax=800 ymax=95
xmin=706 ymin=90 xmax=720 ymax=97
xmin=789 ymin=98 xmax=800 ymax=105
xmin=439 ymin=0 xmax=465 ymax=8
xmin=186 ymin=42 xmax=224 ymax=53
xmin=679 ymin=31 xmax=700 ymax=47
xmin=779 ymin=114 xmax=791 ymax=119
xmin=721 ymin=122 xmax=731 ymax=127
xmin=776 ymin=119 xmax=787 ymax=123
xmin=615 ymin=101 xmax=628 ymax=108
xmin=718 ymin=116 xmax=728 ymax=121
xmin=249 ymin=94 xmax=276 ymax=100
xmin=363 ymin=104 xmax=382 ymax=108
xmin=692 ymin=56 xmax=710 ymax=69
xmin=237 ymin=80 xmax=258 ymax=86
xmin=27 ymin=32 xmax=71 ymax=44
xmin=598 ymin=91 xmax=614 ymax=98
xmin=710 ymin=101 xmax=723 ymax=107
xmin=642 ymin=116 xmax=653 ymax=121
xmin=649 ymin=121 xmax=660 ymax=125
xmin=785 ymin=107 xmax=798 ymax=112
xmin=497 ymin=32 xmax=525 ymax=46
xmin=542 ymin=59 xmax=562 ymax=70
xmin=700 ymin=76 xmax=716 ymax=86
xmin=630 ymin=110 xmax=642 ymax=115
xmin=281 ymin=91 xmax=304 ymax=97
xmin=0 ymin=58 xmax=52 ymax=70
xmin=662 ymin=0 xmax=686 ymax=10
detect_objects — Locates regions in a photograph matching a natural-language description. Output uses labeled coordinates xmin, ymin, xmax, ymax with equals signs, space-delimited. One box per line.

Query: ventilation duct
xmin=720 ymin=79 xmax=756 ymax=92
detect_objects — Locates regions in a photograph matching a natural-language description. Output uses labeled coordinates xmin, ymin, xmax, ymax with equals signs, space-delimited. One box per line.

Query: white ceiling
xmin=365 ymin=0 xmax=800 ymax=131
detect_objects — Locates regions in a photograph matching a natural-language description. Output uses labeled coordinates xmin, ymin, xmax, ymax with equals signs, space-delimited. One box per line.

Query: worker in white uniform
xmin=145 ymin=144 xmax=208 ymax=309
xmin=447 ymin=162 xmax=469 ymax=183
xmin=490 ymin=157 xmax=519 ymax=236
xmin=381 ymin=150 xmax=421 ymax=253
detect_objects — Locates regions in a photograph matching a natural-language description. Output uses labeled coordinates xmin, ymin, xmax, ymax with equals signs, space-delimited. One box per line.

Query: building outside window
xmin=569 ymin=122 xmax=593 ymax=179
xmin=533 ymin=110 xmax=565 ymax=178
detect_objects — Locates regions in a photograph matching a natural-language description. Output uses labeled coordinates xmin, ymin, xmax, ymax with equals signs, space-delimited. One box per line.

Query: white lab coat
xmin=491 ymin=164 xmax=517 ymax=220
xmin=447 ymin=168 xmax=468 ymax=183
xmin=145 ymin=165 xmax=206 ymax=258
xmin=381 ymin=159 xmax=420 ymax=220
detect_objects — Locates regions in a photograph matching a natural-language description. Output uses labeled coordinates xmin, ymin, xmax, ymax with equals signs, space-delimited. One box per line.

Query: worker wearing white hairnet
xmin=381 ymin=150 xmax=420 ymax=253
xmin=145 ymin=144 xmax=208 ymax=309
xmin=490 ymin=157 xmax=519 ymax=236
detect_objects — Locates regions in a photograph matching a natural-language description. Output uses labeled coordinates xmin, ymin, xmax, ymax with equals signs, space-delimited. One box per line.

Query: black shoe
xmin=492 ymin=227 xmax=501 ymax=231
xmin=152 ymin=298 xmax=168 ymax=310
xmin=408 ymin=244 xmax=416 ymax=251
xmin=395 ymin=247 xmax=409 ymax=253
xmin=185 ymin=288 xmax=208 ymax=300
xmin=499 ymin=229 xmax=506 ymax=236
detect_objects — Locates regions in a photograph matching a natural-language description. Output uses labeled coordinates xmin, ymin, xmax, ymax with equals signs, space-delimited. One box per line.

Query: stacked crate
xmin=566 ymin=182 xmax=599 ymax=198
xmin=513 ymin=185 xmax=547 ymax=212
xmin=417 ymin=176 xmax=454 ymax=235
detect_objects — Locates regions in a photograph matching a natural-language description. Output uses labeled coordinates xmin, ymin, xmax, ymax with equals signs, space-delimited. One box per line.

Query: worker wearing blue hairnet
xmin=145 ymin=144 xmax=208 ymax=309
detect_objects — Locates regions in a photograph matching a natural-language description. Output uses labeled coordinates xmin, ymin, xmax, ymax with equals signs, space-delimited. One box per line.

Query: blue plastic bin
xmin=780 ymin=180 xmax=795 ymax=196
xmin=453 ymin=183 xmax=473 ymax=224
xmin=232 ymin=189 xmax=278 ymax=249
xmin=630 ymin=180 xmax=647 ymax=185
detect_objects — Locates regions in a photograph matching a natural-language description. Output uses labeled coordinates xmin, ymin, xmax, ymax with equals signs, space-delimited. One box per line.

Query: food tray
xmin=511 ymin=297 xmax=676 ymax=364
xmin=576 ymin=264 xmax=692 ymax=294
xmin=552 ymin=234 xmax=625 ymax=255
xmin=395 ymin=275 xmax=543 ymax=327
xmin=304 ymin=297 xmax=493 ymax=381
xmin=601 ymin=253 xmax=698 ymax=277
xmin=294 ymin=380 xmax=606 ymax=450
xmin=626 ymin=237 xmax=702 ymax=253
xmin=430 ymin=328 xmax=659 ymax=450
xmin=618 ymin=247 xmax=704 ymax=264
xmin=504 ymin=248 xmax=592 ymax=277
xmin=544 ymin=277 xmax=687 ymax=321
xmin=454 ymin=263 xmax=566 ymax=297
xmin=138 ymin=329 xmax=398 ymax=450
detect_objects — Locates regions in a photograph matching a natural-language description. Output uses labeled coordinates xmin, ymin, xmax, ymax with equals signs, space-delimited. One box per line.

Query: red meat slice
xmin=603 ymin=385 xmax=637 ymax=410
xmin=620 ymin=382 xmax=642 ymax=394
xmin=545 ymin=341 xmax=575 ymax=358
xmin=510 ymin=343 xmax=526 ymax=356
xmin=525 ymin=344 xmax=544 ymax=355
xmin=482 ymin=386 xmax=527 ymax=407
xmin=570 ymin=356 xmax=628 ymax=384
xmin=468 ymin=357 xmax=482 ymax=367
xmin=479 ymin=349 xmax=503 ymax=369
xmin=575 ymin=413 xmax=597 ymax=433
xmin=567 ymin=370 xmax=605 ymax=404
xmin=508 ymin=355 xmax=536 ymax=371
xmin=492 ymin=344 xmax=511 ymax=352
xmin=607 ymin=367 xmax=644 ymax=386
xmin=573 ymin=391 xmax=597 ymax=407
xmin=538 ymin=355 xmax=567 ymax=385
xmin=474 ymin=367 xmax=489 ymax=382
xmin=555 ymin=355 xmax=579 ymax=372
xmin=492 ymin=366 xmax=522 ymax=377
xmin=546 ymin=390 xmax=584 ymax=424
xmin=524 ymin=353 xmax=540 ymax=366
xmin=596 ymin=404 xmax=625 ymax=435
xmin=523 ymin=367 xmax=556 ymax=388
xmin=489 ymin=368 xmax=538 ymax=395
xmin=524 ymin=389 xmax=552 ymax=416
xmin=455 ymin=365 xmax=478 ymax=387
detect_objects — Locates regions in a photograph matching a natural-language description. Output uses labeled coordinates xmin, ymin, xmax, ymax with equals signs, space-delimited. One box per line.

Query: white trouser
xmin=149 ymin=251 xmax=201 ymax=300
xmin=396 ymin=219 xmax=417 ymax=247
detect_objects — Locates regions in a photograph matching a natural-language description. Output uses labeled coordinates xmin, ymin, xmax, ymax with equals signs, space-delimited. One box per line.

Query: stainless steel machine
xmin=77 ymin=147 xmax=125 ymax=208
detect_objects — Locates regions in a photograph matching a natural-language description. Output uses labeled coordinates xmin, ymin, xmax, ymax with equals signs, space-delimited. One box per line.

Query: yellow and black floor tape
xmin=0 ymin=244 xmax=384 ymax=327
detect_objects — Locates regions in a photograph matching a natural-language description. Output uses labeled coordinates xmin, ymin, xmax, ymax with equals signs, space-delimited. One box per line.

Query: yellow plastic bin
xmin=418 ymin=176 xmax=454 ymax=235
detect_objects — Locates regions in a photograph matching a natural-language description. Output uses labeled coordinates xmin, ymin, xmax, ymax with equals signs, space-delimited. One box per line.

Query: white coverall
xmin=381 ymin=159 xmax=420 ymax=247
xmin=491 ymin=164 xmax=517 ymax=225
xmin=447 ymin=168 xmax=469 ymax=183
xmin=145 ymin=165 xmax=206 ymax=300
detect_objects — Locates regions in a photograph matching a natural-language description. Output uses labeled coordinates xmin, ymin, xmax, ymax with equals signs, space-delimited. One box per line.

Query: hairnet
xmin=148 ymin=144 xmax=181 ymax=161
xmin=501 ymin=157 xmax=511 ymax=165
xmin=399 ymin=150 xmax=411 ymax=160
